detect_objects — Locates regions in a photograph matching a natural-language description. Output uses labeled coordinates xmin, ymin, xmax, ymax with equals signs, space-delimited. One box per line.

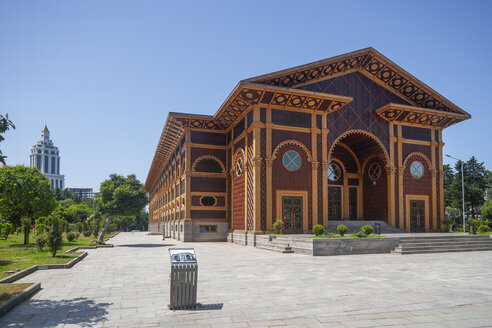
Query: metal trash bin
xmin=169 ymin=248 xmax=198 ymax=310
xmin=469 ymin=221 xmax=475 ymax=234
xmin=374 ymin=222 xmax=381 ymax=235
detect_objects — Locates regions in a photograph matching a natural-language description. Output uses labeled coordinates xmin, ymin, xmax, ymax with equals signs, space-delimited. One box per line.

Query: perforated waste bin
xmin=169 ymin=248 xmax=198 ymax=310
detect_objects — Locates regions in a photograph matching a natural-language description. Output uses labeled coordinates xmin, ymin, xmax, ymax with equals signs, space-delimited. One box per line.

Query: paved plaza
xmin=1 ymin=232 xmax=492 ymax=327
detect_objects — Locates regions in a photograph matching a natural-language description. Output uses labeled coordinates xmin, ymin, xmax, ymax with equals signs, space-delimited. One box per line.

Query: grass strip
xmin=0 ymin=283 xmax=33 ymax=305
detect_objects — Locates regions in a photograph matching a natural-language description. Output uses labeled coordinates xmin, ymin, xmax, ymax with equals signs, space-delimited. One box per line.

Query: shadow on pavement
xmin=193 ymin=303 xmax=224 ymax=311
xmin=116 ymin=243 xmax=175 ymax=248
xmin=3 ymin=297 xmax=110 ymax=327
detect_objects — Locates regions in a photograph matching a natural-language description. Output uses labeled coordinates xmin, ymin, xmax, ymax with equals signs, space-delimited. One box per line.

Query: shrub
xmin=477 ymin=225 xmax=490 ymax=233
xmin=355 ymin=231 xmax=367 ymax=238
xmin=442 ymin=219 xmax=453 ymax=232
xmin=16 ymin=227 xmax=21 ymax=235
xmin=273 ymin=219 xmax=284 ymax=234
xmin=36 ymin=234 xmax=47 ymax=251
xmin=323 ymin=232 xmax=336 ymax=238
xmin=312 ymin=224 xmax=324 ymax=236
xmin=75 ymin=222 xmax=83 ymax=233
xmin=337 ymin=225 xmax=348 ymax=236
xmin=361 ymin=225 xmax=373 ymax=235
xmin=0 ymin=221 xmax=13 ymax=240
xmin=66 ymin=232 xmax=76 ymax=242
xmin=47 ymin=216 xmax=63 ymax=257
xmin=83 ymin=230 xmax=91 ymax=237
xmin=74 ymin=232 xmax=80 ymax=239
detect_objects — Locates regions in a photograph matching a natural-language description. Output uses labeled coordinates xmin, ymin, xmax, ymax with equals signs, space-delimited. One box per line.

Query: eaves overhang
xmin=376 ymin=103 xmax=470 ymax=129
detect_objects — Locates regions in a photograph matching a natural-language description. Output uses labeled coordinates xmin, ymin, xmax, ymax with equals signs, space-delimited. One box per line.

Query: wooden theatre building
xmin=145 ymin=48 xmax=470 ymax=242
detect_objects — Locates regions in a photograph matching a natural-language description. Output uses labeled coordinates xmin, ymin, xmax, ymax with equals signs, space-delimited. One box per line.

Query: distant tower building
xmin=30 ymin=125 xmax=65 ymax=190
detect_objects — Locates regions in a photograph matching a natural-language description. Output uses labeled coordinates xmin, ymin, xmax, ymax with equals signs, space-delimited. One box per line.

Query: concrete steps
xmin=392 ymin=235 xmax=492 ymax=255
xmin=326 ymin=221 xmax=403 ymax=234
xmin=255 ymin=237 xmax=295 ymax=253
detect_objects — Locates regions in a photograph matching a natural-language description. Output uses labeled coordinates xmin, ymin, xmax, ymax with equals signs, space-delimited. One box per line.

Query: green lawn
xmin=0 ymin=283 xmax=33 ymax=305
xmin=0 ymin=232 xmax=118 ymax=280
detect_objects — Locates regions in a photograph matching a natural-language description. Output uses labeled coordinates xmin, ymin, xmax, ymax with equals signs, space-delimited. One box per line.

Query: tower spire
xmin=42 ymin=124 xmax=50 ymax=141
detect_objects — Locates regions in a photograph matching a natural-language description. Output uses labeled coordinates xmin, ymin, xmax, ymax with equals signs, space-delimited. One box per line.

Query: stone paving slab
xmin=1 ymin=232 xmax=492 ymax=327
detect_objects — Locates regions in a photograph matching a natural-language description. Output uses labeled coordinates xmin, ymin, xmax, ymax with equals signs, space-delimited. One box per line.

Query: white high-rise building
xmin=30 ymin=125 xmax=65 ymax=190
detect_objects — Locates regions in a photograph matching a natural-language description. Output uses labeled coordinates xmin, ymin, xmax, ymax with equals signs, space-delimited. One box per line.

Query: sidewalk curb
xmin=0 ymin=282 xmax=41 ymax=317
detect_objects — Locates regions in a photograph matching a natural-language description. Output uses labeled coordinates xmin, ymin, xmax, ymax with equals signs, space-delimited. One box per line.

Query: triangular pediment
xmin=244 ymin=47 xmax=471 ymax=119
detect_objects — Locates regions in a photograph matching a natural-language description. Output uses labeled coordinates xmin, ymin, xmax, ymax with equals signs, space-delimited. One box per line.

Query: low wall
xmin=312 ymin=237 xmax=400 ymax=256
xmin=227 ymin=233 xmax=400 ymax=256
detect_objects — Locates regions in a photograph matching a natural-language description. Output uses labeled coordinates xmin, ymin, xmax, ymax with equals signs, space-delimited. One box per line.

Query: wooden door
xmin=410 ymin=200 xmax=425 ymax=232
xmin=349 ymin=187 xmax=358 ymax=221
xmin=328 ymin=187 xmax=342 ymax=220
xmin=281 ymin=196 xmax=303 ymax=234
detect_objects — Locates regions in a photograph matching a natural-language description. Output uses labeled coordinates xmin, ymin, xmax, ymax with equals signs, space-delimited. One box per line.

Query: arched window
xmin=193 ymin=157 xmax=223 ymax=173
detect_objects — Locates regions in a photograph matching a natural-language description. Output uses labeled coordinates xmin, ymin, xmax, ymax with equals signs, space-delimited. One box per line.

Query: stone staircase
xmin=326 ymin=220 xmax=403 ymax=234
xmin=391 ymin=235 xmax=492 ymax=255
xmin=255 ymin=236 xmax=295 ymax=253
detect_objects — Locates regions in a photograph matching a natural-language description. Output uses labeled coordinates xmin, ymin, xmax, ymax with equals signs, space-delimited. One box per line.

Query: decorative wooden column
xmin=185 ymin=130 xmax=192 ymax=222
xmin=438 ymin=130 xmax=445 ymax=230
xmin=243 ymin=120 xmax=249 ymax=232
xmin=431 ymin=129 xmax=437 ymax=231
xmin=397 ymin=125 xmax=405 ymax=230
xmin=266 ymin=108 xmax=273 ymax=231
xmin=311 ymin=113 xmax=318 ymax=226
xmin=321 ymin=113 xmax=329 ymax=227
xmin=388 ymin=123 xmax=396 ymax=228
xmin=253 ymin=107 xmax=262 ymax=232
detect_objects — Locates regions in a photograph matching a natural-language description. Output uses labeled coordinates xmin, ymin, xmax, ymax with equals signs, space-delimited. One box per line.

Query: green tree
xmin=0 ymin=165 xmax=57 ymax=244
xmin=0 ymin=221 xmax=13 ymax=240
xmin=97 ymin=174 xmax=148 ymax=242
xmin=446 ymin=157 xmax=490 ymax=218
xmin=0 ymin=114 xmax=15 ymax=165
xmin=46 ymin=216 xmax=63 ymax=257
xmin=66 ymin=203 xmax=91 ymax=222
xmin=443 ymin=164 xmax=455 ymax=208
xmin=482 ymin=199 xmax=492 ymax=220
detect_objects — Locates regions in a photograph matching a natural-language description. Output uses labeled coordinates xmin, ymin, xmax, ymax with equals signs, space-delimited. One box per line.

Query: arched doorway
xmin=328 ymin=130 xmax=389 ymax=222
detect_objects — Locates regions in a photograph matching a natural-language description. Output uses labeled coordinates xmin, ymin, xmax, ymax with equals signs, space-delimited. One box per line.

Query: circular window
xmin=282 ymin=150 xmax=301 ymax=171
xmin=235 ymin=157 xmax=244 ymax=177
xmin=200 ymin=196 xmax=216 ymax=207
xmin=410 ymin=161 xmax=424 ymax=179
xmin=327 ymin=163 xmax=341 ymax=181
xmin=368 ymin=162 xmax=381 ymax=181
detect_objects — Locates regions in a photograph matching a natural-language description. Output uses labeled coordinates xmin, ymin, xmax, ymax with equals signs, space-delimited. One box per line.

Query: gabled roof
xmin=244 ymin=47 xmax=470 ymax=119
xmin=145 ymin=48 xmax=471 ymax=191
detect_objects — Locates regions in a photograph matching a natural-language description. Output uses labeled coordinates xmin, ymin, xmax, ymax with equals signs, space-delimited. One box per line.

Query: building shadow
xmin=116 ymin=243 xmax=175 ymax=248
xmin=3 ymin=297 xmax=111 ymax=327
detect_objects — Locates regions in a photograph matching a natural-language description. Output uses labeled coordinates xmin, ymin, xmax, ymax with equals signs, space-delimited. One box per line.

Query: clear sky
xmin=1 ymin=0 xmax=491 ymax=192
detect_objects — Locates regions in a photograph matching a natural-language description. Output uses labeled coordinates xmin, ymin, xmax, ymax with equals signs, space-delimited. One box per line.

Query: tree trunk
xmin=97 ymin=215 xmax=112 ymax=243
xmin=23 ymin=225 xmax=29 ymax=245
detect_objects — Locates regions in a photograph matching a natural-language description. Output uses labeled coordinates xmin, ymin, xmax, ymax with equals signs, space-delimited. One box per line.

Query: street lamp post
xmin=446 ymin=154 xmax=466 ymax=233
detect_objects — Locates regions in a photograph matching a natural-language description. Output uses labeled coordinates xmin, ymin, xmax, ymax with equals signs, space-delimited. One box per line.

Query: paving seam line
xmin=0 ymin=282 xmax=41 ymax=317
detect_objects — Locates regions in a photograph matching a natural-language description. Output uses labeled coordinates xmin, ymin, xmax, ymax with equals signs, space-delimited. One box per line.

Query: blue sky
xmin=1 ymin=0 xmax=491 ymax=191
